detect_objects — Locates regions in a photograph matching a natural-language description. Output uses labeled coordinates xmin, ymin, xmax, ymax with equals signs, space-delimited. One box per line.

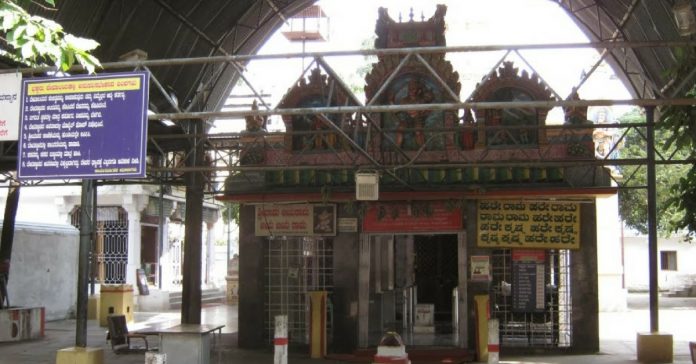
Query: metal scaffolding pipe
xmin=144 ymin=157 xmax=694 ymax=173
xmin=150 ymin=98 xmax=696 ymax=120
xmin=3 ymin=40 xmax=696 ymax=74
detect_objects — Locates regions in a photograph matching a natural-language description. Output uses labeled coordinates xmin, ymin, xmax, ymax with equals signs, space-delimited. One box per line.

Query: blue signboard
xmin=18 ymin=71 xmax=149 ymax=180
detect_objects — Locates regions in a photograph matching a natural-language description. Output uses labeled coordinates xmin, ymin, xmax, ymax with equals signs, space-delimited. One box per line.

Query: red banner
xmin=362 ymin=202 xmax=462 ymax=233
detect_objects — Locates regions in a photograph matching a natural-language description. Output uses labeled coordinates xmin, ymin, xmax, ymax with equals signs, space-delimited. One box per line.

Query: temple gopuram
xmin=221 ymin=4 xmax=611 ymax=359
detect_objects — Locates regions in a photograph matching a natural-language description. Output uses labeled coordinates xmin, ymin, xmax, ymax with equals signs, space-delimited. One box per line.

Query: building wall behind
xmin=4 ymin=222 xmax=79 ymax=321
xmin=624 ymin=234 xmax=696 ymax=291
xmin=596 ymin=194 xmax=627 ymax=311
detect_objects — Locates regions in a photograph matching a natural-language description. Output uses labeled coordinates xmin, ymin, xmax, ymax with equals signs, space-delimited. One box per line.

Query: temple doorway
xmin=414 ymin=234 xmax=458 ymax=335
xmin=365 ymin=233 xmax=462 ymax=347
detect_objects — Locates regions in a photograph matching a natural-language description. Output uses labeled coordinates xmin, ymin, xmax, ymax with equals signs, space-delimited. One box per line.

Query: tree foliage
xmin=221 ymin=202 xmax=239 ymax=225
xmin=658 ymin=47 xmax=696 ymax=241
xmin=617 ymin=108 xmax=689 ymax=236
xmin=0 ymin=0 xmax=100 ymax=73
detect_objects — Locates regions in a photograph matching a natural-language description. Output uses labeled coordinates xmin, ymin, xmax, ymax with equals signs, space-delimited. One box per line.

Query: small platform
xmin=637 ymin=332 xmax=673 ymax=363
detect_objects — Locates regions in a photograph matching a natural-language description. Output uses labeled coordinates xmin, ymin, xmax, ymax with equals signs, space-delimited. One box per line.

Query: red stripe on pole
xmin=488 ymin=344 xmax=500 ymax=352
xmin=274 ymin=338 xmax=288 ymax=345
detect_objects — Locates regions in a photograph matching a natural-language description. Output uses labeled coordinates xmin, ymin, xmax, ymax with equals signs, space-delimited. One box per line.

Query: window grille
xmin=490 ymin=249 xmax=572 ymax=348
xmin=71 ymin=206 xmax=129 ymax=284
xmin=264 ymin=237 xmax=334 ymax=345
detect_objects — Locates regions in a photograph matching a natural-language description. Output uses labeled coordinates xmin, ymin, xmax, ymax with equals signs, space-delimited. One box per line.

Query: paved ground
xmin=0 ymin=294 xmax=694 ymax=364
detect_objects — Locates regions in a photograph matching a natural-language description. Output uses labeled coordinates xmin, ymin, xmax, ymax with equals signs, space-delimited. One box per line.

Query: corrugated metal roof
xmin=16 ymin=0 xmax=687 ymax=110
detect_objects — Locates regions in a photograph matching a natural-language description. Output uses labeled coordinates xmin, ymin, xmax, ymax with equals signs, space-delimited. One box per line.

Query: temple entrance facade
xmin=226 ymin=5 xmax=609 ymax=357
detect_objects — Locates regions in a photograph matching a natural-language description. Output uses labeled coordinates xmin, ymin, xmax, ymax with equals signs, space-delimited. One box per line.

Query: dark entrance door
xmin=414 ymin=234 xmax=458 ymax=331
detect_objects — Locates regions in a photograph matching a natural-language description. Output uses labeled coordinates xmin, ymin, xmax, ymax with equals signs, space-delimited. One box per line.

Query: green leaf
xmin=60 ymin=50 xmax=74 ymax=71
xmin=7 ymin=24 xmax=26 ymax=44
xmin=75 ymin=53 xmax=97 ymax=74
xmin=20 ymin=40 xmax=35 ymax=60
xmin=43 ymin=0 xmax=56 ymax=7
xmin=1 ymin=11 xmax=19 ymax=30
xmin=64 ymin=34 xmax=100 ymax=51
xmin=24 ymin=21 xmax=37 ymax=36
xmin=31 ymin=16 xmax=62 ymax=33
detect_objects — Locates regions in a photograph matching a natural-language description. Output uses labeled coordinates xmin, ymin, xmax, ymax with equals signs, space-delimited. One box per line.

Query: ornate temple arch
xmin=469 ymin=61 xmax=557 ymax=148
xmin=364 ymin=5 xmax=461 ymax=153
xmin=278 ymin=67 xmax=357 ymax=152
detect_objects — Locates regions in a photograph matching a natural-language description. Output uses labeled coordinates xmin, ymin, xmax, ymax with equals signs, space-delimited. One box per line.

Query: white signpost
xmin=0 ymin=73 xmax=22 ymax=141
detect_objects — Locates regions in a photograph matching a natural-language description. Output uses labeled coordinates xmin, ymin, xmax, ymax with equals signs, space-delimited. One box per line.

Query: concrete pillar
xmin=596 ymin=193 xmax=627 ymax=311
xmin=123 ymin=196 xmax=147 ymax=286
xmin=205 ymin=222 xmax=215 ymax=286
xmin=160 ymin=217 xmax=173 ymax=291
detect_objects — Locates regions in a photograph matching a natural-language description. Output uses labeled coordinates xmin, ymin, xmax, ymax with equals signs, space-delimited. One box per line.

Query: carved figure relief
xmin=470 ymin=61 xmax=555 ymax=148
xmin=277 ymin=68 xmax=355 ymax=151
xmin=364 ymin=5 xmax=460 ymax=153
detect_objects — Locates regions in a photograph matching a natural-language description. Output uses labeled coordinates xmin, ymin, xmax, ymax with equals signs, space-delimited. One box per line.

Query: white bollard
xmin=487 ymin=318 xmax=499 ymax=364
xmin=274 ymin=315 xmax=288 ymax=364
xmin=144 ymin=352 xmax=166 ymax=364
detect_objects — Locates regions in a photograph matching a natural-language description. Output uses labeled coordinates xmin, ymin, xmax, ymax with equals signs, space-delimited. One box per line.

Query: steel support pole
xmin=158 ymin=184 xmax=165 ymax=289
xmin=76 ymin=179 xmax=95 ymax=347
xmin=0 ymin=179 xmax=20 ymax=276
xmin=0 ymin=178 xmax=19 ymax=310
xmin=90 ymin=183 xmax=97 ymax=296
xmin=645 ymin=106 xmax=659 ymax=332
xmin=181 ymin=122 xmax=204 ymax=324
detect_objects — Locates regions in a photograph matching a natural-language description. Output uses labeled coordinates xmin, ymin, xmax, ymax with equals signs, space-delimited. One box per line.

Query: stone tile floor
xmin=0 ymin=294 xmax=694 ymax=364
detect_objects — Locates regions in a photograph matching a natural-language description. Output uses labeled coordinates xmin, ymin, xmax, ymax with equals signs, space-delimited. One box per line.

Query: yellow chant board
xmin=477 ymin=200 xmax=580 ymax=250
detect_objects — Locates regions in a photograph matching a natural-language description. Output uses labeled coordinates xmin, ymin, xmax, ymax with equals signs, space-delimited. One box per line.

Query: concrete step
xmin=168 ymin=288 xmax=225 ymax=309
xmin=663 ymin=285 xmax=696 ymax=298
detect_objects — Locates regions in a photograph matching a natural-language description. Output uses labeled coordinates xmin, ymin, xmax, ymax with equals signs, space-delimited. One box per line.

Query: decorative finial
xmin=398 ymin=12 xmax=402 ymax=22
xmin=409 ymin=7 xmax=414 ymax=21
xmin=421 ymin=11 xmax=425 ymax=21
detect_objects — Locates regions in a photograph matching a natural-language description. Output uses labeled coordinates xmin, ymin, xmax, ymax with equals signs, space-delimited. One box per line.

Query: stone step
xmin=663 ymin=284 xmax=696 ymax=297
xmin=169 ymin=288 xmax=226 ymax=309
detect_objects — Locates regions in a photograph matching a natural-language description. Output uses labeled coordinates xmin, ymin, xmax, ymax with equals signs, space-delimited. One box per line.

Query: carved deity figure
xmin=394 ymin=78 xmax=433 ymax=147
xmin=244 ymin=100 xmax=266 ymax=132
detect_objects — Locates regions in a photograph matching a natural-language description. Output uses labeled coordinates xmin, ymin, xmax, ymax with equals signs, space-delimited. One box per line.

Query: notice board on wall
xmin=18 ymin=71 xmax=149 ymax=180
xmin=255 ymin=204 xmax=336 ymax=236
xmin=512 ymin=250 xmax=546 ymax=312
